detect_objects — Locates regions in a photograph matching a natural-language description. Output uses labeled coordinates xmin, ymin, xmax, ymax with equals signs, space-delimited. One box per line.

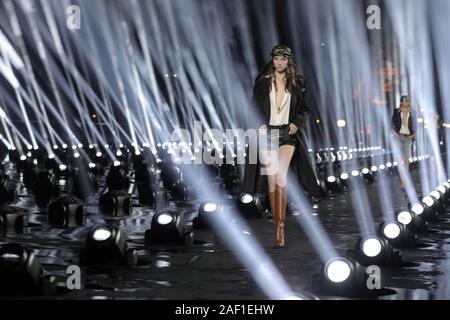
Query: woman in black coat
xmin=242 ymin=45 xmax=323 ymax=248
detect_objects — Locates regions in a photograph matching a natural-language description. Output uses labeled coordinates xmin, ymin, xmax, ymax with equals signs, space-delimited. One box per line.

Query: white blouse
xmin=269 ymin=83 xmax=291 ymax=126
xmin=399 ymin=111 xmax=410 ymax=135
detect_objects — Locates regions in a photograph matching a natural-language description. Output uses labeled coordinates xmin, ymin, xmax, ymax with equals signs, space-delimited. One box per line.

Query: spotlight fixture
xmin=145 ymin=210 xmax=194 ymax=245
xmin=56 ymin=164 xmax=71 ymax=178
xmin=429 ymin=191 xmax=445 ymax=212
xmin=80 ymin=224 xmax=138 ymax=266
xmin=352 ymin=236 xmax=401 ymax=267
xmin=325 ymin=176 xmax=342 ymax=193
xmin=194 ymin=202 xmax=224 ymax=229
xmin=48 ymin=195 xmax=86 ymax=228
xmin=0 ymin=206 xmax=28 ymax=235
xmin=339 ymin=172 xmax=349 ymax=189
xmin=351 ymin=170 xmax=360 ymax=177
xmin=377 ymin=221 xmax=417 ymax=248
xmin=314 ymin=257 xmax=373 ymax=297
xmin=361 ymin=168 xmax=375 ymax=184
xmin=421 ymin=195 xmax=441 ymax=217
xmin=237 ymin=193 xmax=264 ymax=218
xmin=396 ymin=209 xmax=427 ymax=232
xmin=99 ymin=190 xmax=132 ymax=216
xmin=0 ymin=243 xmax=56 ymax=295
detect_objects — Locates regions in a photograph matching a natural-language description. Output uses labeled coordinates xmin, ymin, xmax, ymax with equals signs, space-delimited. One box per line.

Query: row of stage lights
xmin=323 ymin=155 xmax=430 ymax=193
xmin=317 ymin=178 xmax=450 ymax=297
xmin=9 ymin=142 xmax=384 ymax=158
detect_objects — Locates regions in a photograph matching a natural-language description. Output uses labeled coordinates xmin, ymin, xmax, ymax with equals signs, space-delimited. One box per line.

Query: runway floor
xmin=2 ymin=163 xmax=450 ymax=300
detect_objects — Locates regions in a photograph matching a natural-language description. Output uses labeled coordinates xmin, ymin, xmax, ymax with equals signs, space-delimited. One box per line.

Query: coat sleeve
xmin=251 ymin=79 xmax=267 ymax=127
xmin=292 ymin=77 xmax=311 ymax=130
xmin=391 ymin=109 xmax=398 ymax=133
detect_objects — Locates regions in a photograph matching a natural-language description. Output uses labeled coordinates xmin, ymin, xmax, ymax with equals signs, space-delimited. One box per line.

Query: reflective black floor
xmin=2 ymin=166 xmax=450 ymax=300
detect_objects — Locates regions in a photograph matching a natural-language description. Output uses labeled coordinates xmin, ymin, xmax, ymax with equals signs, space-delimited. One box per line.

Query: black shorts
xmin=262 ymin=124 xmax=297 ymax=149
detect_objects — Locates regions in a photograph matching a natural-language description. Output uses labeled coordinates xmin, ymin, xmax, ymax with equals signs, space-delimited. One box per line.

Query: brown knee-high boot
xmin=274 ymin=185 xmax=287 ymax=248
xmin=268 ymin=189 xmax=278 ymax=246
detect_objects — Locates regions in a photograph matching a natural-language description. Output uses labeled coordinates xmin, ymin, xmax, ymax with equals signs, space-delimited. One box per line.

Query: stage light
xmin=99 ymin=190 xmax=132 ymax=216
xmin=96 ymin=152 xmax=102 ymax=158
xmin=378 ymin=222 xmax=417 ymax=248
xmin=53 ymin=145 xmax=58 ymax=150
xmin=379 ymin=164 xmax=386 ymax=170
xmin=380 ymin=223 xmax=400 ymax=239
xmin=0 ymin=206 xmax=28 ymax=235
xmin=340 ymin=173 xmax=349 ymax=180
xmin=81 ymin=224 xmax=137 ymax=266
xmin=361 ymin=168 xmax=375 ymax=184
xmin=437 ymin=185 xmax=447 ymax=194
xmin=326 ymin=258 xmax=352 ymax=282
xmin=410 ymin=203 xmax=425 ymax=216
xmin=74 ymin=153 xmax=80 ymax=158
xmin=396 ymin=209 xmax=427 ymax=232
xmin=88 ymin=163 xmax=96 ymax=169
xmin=116 ymin=150 xmax=123 ymax=157
xmin=429 ymin=191 xmax=440 ymax=201
xmin=396 ymin=210 xmax=413 ymax=225
xmin=48 ymin=195 xmax=86 ymax=228
xmin=325 ymin=176 xmax=342 ymax=193
xmin=59 ymin=164 xmax=67 ymax=171
xmin=337 ymin=119 xmax=346 ymax=127
xmin=89 ymin=144 xmax=94 ymax=149
xmin=353 ymin=236 xmax=401 ymax=266
xmin=62 ymin=144 xmax=68 ymax=149
xmin=426 ymin=193 xmax=444 ymax=214
xmin=0 ymin=243 xmax=56 ymax=295
xmin=145 ymin=210 xmax=194 ymax=245
xmin=422 ymin=196 xmax=437 ymax=212
xmin=237 ymin=193 xmax=264 ymax=219
xmin=315 ymin=257 xmax=372 ymax=296
xmin=194 ymin=202 xmax=224 ymax=229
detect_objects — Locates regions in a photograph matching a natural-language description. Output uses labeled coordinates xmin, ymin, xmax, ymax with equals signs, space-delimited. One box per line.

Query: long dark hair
xmin=256 ymin=57 xmax=300 ymax=93
xmin=398 ymin=95 xmax=410 ymax=110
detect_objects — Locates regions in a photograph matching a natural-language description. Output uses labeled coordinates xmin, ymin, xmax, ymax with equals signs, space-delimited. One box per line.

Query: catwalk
xmin=1 ymin=0 xmax=450 ymax=303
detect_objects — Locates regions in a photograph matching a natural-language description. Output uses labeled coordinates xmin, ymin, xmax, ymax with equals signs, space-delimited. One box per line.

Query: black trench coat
xmin=241 ymin=75 xmax=324 ymax=198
